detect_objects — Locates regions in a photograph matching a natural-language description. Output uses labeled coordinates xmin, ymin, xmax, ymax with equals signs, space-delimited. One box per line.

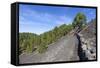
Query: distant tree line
xmin=19 ymin=12 xmax=87 ymax=55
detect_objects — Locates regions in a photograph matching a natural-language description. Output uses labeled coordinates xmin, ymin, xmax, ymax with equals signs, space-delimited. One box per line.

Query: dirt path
xmin=19 ymin=35 xmax=79 ymax=64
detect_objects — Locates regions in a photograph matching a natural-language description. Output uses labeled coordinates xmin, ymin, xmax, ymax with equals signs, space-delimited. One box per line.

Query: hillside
xmin=19 ymin=20 xmax=96 ymax=64
xmin=19 ymin=19 xmax=96 ymax=64
xmin=19 ymin=34 xmax=79 ymax=64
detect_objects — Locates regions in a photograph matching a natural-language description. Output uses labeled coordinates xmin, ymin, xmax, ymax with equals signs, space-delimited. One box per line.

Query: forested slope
xmin=19 ymin=24 xmax=73 ymax=54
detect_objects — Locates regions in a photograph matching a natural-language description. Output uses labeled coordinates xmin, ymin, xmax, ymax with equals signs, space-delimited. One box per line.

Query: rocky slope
xmin=78 ymin=19 xmax=96 ymax=60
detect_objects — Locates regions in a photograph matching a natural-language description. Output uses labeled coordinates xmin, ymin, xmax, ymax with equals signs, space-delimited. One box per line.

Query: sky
xmin=19 ymin=4 xmax=96 ymax=35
